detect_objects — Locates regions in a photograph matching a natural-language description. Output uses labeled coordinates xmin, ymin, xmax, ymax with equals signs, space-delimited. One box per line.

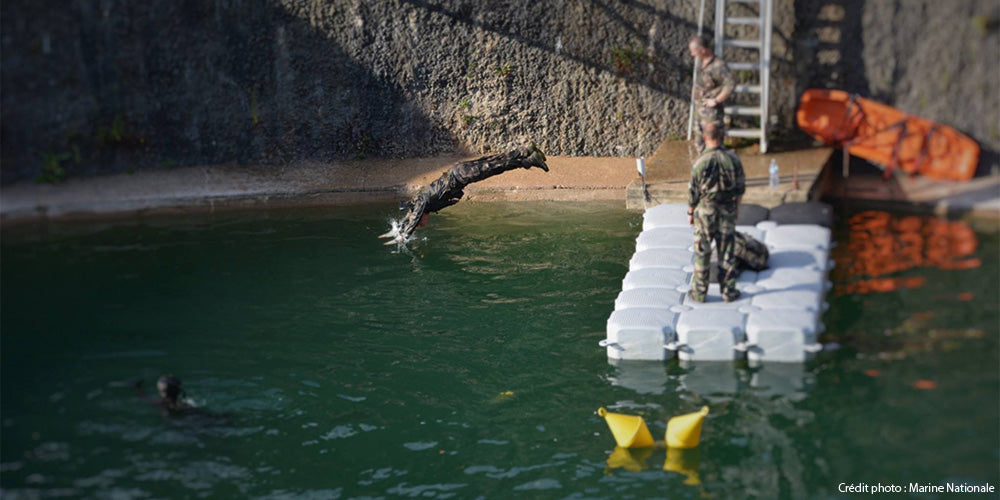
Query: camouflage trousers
xmin=690 ymin=202 xmax=739 ymax=302
xmin=734 ymin=231 xmax=769 ymax=271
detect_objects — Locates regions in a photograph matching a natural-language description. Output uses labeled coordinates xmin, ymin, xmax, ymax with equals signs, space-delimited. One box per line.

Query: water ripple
xmin=385 ymin=482 xmax=466 ymax=498
xmin=402 ymin=441 xmax=438 ymax=451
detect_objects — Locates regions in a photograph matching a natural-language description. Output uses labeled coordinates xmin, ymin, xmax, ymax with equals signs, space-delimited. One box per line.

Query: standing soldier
xmin=688 ymin=122 xmax=746 ymax=302
xmin=689 ymin=34 xmax=735 ymax=153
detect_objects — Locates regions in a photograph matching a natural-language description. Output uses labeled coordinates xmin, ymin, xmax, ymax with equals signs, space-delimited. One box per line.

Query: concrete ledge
xmin=0 ymin=155 xmax=637 ymax=225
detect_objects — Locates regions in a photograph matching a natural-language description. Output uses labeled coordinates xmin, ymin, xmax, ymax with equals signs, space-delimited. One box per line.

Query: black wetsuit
xmin=396 ymin=145 xmax=547 ymax=239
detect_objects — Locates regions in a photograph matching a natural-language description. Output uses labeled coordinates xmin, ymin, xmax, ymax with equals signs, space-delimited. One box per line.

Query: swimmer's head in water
xmin=157 ymin=374 xmax=184 ymax=403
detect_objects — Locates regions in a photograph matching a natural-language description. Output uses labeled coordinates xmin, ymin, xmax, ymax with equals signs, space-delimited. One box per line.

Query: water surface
xmin=1 ymin=203 xmax=997 ymax=499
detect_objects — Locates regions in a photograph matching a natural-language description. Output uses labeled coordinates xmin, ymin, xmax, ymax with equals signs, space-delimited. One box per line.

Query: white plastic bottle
xmin=768 ymin=159 xmax=780 ymax=189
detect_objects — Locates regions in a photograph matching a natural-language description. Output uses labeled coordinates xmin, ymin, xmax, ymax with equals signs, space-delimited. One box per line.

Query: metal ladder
xmin=714 ymin=0 xmax=773 ymax=153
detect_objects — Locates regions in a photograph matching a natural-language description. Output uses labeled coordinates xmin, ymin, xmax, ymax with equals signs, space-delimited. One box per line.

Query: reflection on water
xmin=607 ymin=360 xmax=814 ymax=403
xmin=835 ymin=210 xmax=981 ymax=295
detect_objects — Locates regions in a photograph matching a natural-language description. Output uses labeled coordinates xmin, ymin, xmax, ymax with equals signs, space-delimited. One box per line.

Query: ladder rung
xmin=726 ymin=128 xmax=763 ymax=138
xmin=724 ymin=39 xmax=762 ymax=49
xmin=735 ymin=84 xmax=762 ymax=93
xmin=726 ymin=17 xmax=762 ymax=25
xmin=724 ymin=106 xmax=762 ymax=116
xmin=727 ymin=62 xmax=760 ymax=71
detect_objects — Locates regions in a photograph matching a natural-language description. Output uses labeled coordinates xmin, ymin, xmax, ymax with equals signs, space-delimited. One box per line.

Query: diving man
xmin=380 ymin=144 xmax=549 ymax=244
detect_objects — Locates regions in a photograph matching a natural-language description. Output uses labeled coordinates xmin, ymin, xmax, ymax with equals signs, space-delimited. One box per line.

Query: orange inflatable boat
xmin=796 ymin=89 xmax=980 ymax=181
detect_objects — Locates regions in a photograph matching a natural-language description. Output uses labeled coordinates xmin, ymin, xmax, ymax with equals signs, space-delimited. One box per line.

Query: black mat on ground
xmin=735 ymin=204 xmax=769 ymax=226
xmin=768 ymin=202 xmax=833 ymax=227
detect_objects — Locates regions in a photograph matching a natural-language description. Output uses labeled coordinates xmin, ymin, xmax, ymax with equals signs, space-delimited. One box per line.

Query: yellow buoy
xmin=597 ymin=407 xmax=654 ymax=448
xmin=606 ymin=446 xmax=653 ymax=472
xmin=663 ymin=447 xmax=701 ymax=485
xmin=665 ymin=406 xmax=709 ymax=449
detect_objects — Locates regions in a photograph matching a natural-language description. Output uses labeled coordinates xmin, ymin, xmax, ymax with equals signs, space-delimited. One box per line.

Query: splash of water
xmin=382 ymin=217 xmax=412 ymax=253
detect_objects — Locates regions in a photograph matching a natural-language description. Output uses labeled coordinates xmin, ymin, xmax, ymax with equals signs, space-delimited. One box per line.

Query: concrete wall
xmin=2 ymin=0 xmax=995 ymax=183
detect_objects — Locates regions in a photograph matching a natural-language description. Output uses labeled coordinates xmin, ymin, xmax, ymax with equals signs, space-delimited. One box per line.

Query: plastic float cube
xmin=750 ymin=289 xmax=826 ymax=312
xmin=635 ymin=226 xmax=695 ymax=251
xmin=673 ymin=309 xmax=746 ymax=361
xmin=735 ymin=226 xmax=766 ymax=243
xmin=629 ymin=248 xmax=694 ymax=271
xmin=755 ymin=220 xmax=778 ymax=232
xmin=767 ymin=247 xmax=832 ymax=271
xmin=605 ymin=308 xmax=679 ymax=361
xmin=764 ymin=225 xmax=832 ymax=250
xmin=642 ymin=203 xmax=690 ymax=230
xmin=745 ymin=309 xmax=822 ymax=363
xmin=614 ymin=287 xmax=685 ymax=311
xmin=736 ymin=270 xmax=759 ymax=285
xmin=622 ymin=268 xmax=691 ymax=290
xmin=755 ymin=267 xmax=829 ymax=292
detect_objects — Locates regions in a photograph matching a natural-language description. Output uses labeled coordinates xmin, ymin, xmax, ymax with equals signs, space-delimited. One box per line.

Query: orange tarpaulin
xmin=796 ymin=89 xmax=979 ymax=182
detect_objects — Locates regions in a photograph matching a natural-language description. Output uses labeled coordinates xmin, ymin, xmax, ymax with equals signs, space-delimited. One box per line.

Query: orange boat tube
xmin=796 ymin=89 xmax=979 ymax=182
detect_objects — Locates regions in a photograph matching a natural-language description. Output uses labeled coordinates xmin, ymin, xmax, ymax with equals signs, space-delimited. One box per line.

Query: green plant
xmin=493 ymin=63 xmax=512 ymax=77
xmin=611 ymin=45 xmax=649 ymax=76
xmin=971 ymin=14 xmax=997 ymax=35
xmin=463 ymin=115 xmax=476 ymax=125
xmin=459 ymin=98 xmax=472 ymax=110
xmin=37 ymin=151 xmax=70 ymax=183
xmin=96 ymin=113 xmax=125 ymax=144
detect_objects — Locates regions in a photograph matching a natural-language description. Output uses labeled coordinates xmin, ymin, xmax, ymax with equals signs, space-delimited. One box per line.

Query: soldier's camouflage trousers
xmin=690 ymin=202 xmax=739 ymax=302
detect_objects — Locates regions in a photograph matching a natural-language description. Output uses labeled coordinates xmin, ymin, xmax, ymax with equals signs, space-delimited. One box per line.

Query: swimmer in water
xmin=135 ymin=374 xmax=194 ymax=415
xmin=379 ymin=143 xmax=549 ymax=244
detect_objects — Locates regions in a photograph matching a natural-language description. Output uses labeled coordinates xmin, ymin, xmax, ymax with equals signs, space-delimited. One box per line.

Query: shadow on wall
xmin=793 ymin=0 xmax=871 ymax=98
xmin=400 ymin=0 xmax=696 ymax=97
xmin=788 ymin=0 xmax=868 ymax=146
xmin=0 ymin=1 xmax=448 ymax=184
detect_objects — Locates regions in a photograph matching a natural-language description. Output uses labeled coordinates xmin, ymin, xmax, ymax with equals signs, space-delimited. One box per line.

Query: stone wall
xmin=794 ymin=0 xmax=1000 ymax=172
xmin=1 ymin=0 xmax=804 ymax=183
xmin=2 ymin=0 xmax=994 ymax=183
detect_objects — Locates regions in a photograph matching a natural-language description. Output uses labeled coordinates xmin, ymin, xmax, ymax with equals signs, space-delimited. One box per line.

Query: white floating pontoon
xmin=604 ymin=202 xmax=834 ymax=365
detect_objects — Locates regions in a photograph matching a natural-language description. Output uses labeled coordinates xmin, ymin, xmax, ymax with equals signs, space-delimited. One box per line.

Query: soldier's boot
xmin=686 ymin=289 xmax=707 ymax=303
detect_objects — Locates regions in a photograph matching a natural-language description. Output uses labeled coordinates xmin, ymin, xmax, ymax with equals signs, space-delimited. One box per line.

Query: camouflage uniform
xmin=688 ymin=145 xmax=746 ymax=302
xmin=396 ymin=145 xmax=547 ymax=240
xmin=693 ymin=57 xmax=735 ymax=152
xmin=734 ymin=232 xmax=769 ymax=271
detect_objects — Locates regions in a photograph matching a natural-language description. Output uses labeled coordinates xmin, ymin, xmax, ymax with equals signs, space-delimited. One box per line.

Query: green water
xmin=1 ymin=202 xmax=997 ymax=499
